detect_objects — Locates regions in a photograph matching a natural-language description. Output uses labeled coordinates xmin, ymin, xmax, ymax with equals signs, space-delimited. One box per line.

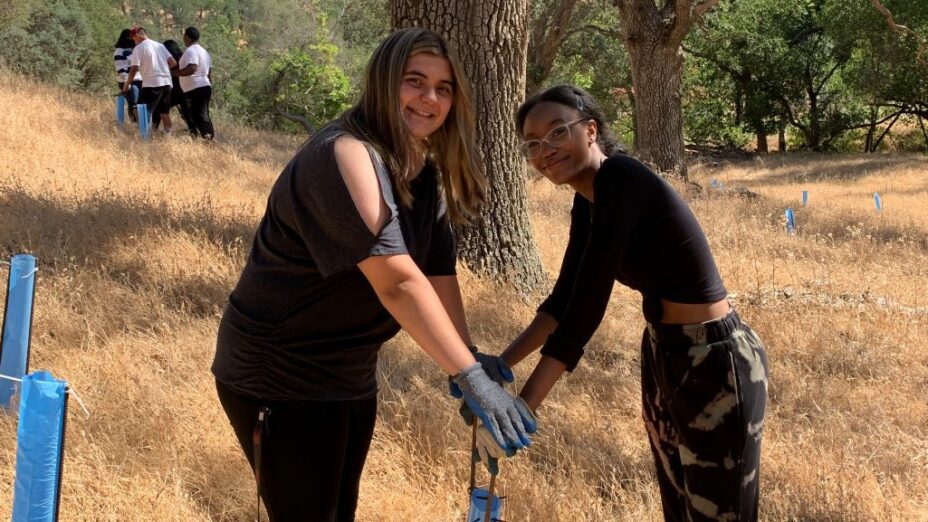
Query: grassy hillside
xmin=0 ymin=73 xmax=926 ymax=521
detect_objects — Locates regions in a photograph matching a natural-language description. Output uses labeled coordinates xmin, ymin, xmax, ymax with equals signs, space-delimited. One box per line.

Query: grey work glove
xmin=453 ymin=363 xmax=537 ymax=452
xmin=448 ymin=346 xmax=514 ymax=399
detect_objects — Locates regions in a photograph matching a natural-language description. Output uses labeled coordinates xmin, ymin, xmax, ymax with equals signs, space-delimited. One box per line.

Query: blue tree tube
xmin=115 ymin=95 xmax=125 ymax=127
xmin=785 ymin=207 xmax=796 ymax=234
xmin=0 ymin=254 xmax=37 ymax=410
xmin=874 ymin=192 xmax=882 ymax=212
xmin=467 ymin=487 xmax=503 ymax=522
xmin=710 ymin=179 xmax=718 ymax=189
xmin=802 ymin=190 xmax=808 ymax=207
xmin=138 ymin=104 xmax=150 ymax=140
xmin=12 ymin=371 xmax=68 ymax=521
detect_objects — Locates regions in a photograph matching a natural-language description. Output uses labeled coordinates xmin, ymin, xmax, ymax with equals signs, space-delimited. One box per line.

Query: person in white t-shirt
xmin=176 ymin=26 xmax=215 ymax=140
xmin=122 ymin=26 xmax=177 ymax=134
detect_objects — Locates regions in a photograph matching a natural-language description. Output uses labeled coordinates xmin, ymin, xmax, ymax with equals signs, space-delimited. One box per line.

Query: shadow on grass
xmin=712 ymin=154 xmax=926 ymax=186
xmin=0 ymin=186 xmax=257 ymax=318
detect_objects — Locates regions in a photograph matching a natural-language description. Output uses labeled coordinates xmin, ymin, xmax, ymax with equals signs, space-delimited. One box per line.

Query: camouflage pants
xmin=641 ymin=310 xmax=769 ymax=522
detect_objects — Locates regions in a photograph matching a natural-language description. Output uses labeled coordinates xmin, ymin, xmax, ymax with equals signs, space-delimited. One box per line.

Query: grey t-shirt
xmin=212 ymin=126 xmax=457 ymax=400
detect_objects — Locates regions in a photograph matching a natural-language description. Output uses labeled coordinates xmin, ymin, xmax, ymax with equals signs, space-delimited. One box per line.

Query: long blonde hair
xmin=338 ymin=27 xmax=486 ymax=225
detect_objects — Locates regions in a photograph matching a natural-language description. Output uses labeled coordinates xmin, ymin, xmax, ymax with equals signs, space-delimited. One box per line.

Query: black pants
xmin=152 ymin=86 xmax=191 ymax=130
xmin=641 ymin=311 xmax=769 ymax=521
xmin=185 ymin=86 xmax=214 ymax=139
xmin=216 ymin=380 xmax=377 ymax=522
xmin=138 ymin=85 xmax=172 ymax=118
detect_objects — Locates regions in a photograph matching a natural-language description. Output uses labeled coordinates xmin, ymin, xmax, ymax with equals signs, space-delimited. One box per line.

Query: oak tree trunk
xmin=392 ymin=0 xmax=546 ymax=292
xmin=614 ymin=0 xmax=720 ymax=179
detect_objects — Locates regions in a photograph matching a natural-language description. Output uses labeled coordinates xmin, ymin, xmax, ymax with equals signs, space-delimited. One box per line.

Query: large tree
xmin=392 ymin=0 xmax=546 ymax=292
xmin=612 ymin=0 xmax=720 ymax=178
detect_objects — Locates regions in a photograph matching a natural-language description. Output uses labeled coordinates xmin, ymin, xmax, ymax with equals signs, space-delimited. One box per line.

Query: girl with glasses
xmin=498 ymin=84 xmax=769 ymax=521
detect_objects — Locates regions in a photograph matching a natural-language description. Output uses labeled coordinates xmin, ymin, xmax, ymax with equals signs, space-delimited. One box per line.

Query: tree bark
xmin=614 ymin=0 xmax=720 ymax=179
xmin=392 ymin=0 xmax=547 ymax=292
xmin=755 ymin=126 xmax=768 ymax=153
xmin=778 ymin=115 xmax=788 ymax=152
xmin=527 ymin=0 xmax=581 ymax=94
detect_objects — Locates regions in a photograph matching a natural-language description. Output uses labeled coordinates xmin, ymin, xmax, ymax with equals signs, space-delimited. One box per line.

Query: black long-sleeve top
xmin=538 ymin=154 xmax=727 ymax=371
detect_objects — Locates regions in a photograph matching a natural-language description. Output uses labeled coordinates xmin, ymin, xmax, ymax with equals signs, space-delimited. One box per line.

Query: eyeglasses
xmin=519 ymin=118 xmax=589 ymax=159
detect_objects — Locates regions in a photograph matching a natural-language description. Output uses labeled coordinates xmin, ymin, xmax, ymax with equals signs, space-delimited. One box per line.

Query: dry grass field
xmin=0 ymin=72 xmax=926 ymax=521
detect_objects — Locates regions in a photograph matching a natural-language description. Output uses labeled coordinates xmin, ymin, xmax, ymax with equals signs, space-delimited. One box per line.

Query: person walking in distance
xmin=152 ymin=39 xmax=192 ymax=132
xmin=123 ymin=26 xmax=176 ymax=134
xmin=176 ymin=26 xmax=214 ymax=140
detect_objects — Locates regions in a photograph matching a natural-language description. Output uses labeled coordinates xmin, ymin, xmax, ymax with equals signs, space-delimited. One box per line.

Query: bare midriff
xmin=659 ymin=298 xmax=731 ymax=325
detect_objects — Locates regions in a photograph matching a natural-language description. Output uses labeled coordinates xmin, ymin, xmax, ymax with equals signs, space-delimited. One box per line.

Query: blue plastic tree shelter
xmin=11 ymin=371 xmax=69 ymax=522
xmin=138 ymin=104 xmax=151 ymax=140
xmin=115 ymin=95 xmax=126 ymax=127
xmin=0 ymin=254 xmax=38 ymax=410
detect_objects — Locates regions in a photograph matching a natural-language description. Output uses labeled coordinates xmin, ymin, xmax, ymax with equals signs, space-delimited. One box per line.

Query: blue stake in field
xmin=785 ymin=207 xmax=796 ymax=235
xmin=115 ymin=94 xmax=126 ymax=128
xmin=11 ymin=371 xmax=69 ymax=522
xmin=138 ymin=104 xmax=151 ymax=140
xmin=0 ymin=253 xmax=38 ymax=410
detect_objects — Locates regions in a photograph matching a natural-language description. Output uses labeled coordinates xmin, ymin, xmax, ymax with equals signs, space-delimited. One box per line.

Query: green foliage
xmin=270 ymin=43 xmax=355 ymax=131
xmin=535 ymin=1 xmax=635 ymax=146
xmin=0 ymin=2 xmax=95 ymax=88
xmin=685 ymin=0 xmax=927 ymax=151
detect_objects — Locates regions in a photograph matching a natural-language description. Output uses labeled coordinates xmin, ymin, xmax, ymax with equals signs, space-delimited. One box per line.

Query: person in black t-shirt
xmin=211 ymin=28 xmax=536 ymax=522
xmin=494 ymin=85 xmax=769 ymax=521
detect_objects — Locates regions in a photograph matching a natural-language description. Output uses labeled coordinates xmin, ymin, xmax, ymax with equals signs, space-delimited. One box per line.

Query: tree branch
xmin=869 ymin=0 xmax=928 ymax=67
xmin=682 ymin=43 xmax=744 ymax=79
xmin=843 ymin=108 xmax=905 ymax=130
xmin=779 ymin=95 xmax=806 ymax=132
xmin=269 ymin=68 xmax=316 ymax=134
xmin=814 ymin=59 xmax=843 ymax=95
xmin=693 ymin=0 xmax=721 ymax=19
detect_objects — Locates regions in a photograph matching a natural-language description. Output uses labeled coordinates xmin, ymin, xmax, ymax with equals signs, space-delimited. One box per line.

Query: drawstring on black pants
xmin=253 ymin=406 xmax=271 ymax=522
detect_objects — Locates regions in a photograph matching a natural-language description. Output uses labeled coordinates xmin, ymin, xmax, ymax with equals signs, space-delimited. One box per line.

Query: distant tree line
xmin=1 ymin=0 xmax=924 ymax=154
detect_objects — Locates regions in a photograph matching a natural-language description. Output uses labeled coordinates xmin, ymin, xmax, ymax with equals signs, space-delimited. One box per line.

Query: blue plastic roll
xmin=12 ymin=371 xmax=68 ymax=521
xmin=0 ymin=254 xmax=37 ymax=409
xmin=115 ymin=95 xmax=126 ymax=127
xmin=138 ymin=104 xmax=150 ymax=140
xmin=467 ymin=487 xmax=502 ymax=522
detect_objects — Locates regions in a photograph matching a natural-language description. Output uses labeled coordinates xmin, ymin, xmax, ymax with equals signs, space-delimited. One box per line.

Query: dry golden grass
xmin=0 ymin=72 xmax=926 ymax=521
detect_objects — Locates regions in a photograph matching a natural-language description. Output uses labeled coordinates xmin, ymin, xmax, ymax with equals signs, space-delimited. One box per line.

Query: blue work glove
xmin=448 ymin=346 xmax=514 ymax=399
xmin=452 ymin=363 xmax=537 ymax=452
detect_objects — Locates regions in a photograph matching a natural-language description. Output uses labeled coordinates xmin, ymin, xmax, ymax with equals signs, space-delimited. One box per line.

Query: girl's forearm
xmin=501 ymin=311 xmax=558 ymax=367
xmin=519 ymin=355 xmax=567 ymax=411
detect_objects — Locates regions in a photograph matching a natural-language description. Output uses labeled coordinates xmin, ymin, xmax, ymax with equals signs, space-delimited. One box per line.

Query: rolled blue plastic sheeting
xmin=115 ymin=95 xmax=126 ymax=127
xmin=1 ymin=253 xmax=37 ymax=409
xmin=467 ymin=487 xmax=502 ymax=522
xmin=12 ymin=371 xmax=68 ymax=522
xmin=138 ymin=104 xmax=150 ymax=140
